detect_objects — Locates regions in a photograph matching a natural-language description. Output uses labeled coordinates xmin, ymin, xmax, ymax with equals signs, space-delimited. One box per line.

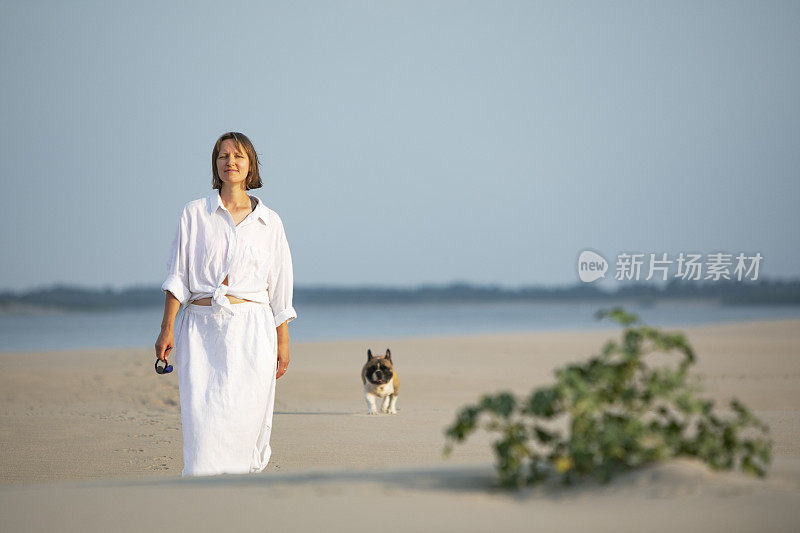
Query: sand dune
xmin=1 ymin=318 xmax=799 ymax=531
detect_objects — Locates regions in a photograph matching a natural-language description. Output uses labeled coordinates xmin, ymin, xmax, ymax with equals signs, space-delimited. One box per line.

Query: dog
xmin=361 ymin=348 xmax=399 ymax=414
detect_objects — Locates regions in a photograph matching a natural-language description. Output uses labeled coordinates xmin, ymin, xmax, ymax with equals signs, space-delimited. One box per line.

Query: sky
xmin=1 ymin=0 xmax=798 ymax=292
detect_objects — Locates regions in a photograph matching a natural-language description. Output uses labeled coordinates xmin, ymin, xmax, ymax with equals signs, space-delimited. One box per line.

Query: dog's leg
xmin=365 ymin=393 xmax=379 ymax=415
xmin=380 ymin=395 xmax=391 ymax=413
xmin=387 ymin=394 xmax=398 ymax=414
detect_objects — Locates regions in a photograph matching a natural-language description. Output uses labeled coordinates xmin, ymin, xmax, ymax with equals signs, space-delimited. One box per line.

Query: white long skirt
xmin=173 ymin=301 xmax=278 ymax=477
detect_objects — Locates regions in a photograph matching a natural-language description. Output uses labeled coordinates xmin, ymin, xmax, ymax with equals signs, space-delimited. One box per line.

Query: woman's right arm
xmin=155 ymin=205 xmax=192 ymax=361
xmin=155 ymin=291 xmax=181 ymax=362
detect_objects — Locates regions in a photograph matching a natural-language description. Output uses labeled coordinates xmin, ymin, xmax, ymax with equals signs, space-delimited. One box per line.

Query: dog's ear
xmin=385 ymin=349 xmax=391 ymax=360
xmin=367 ymin=349 xmax=373 ymax=360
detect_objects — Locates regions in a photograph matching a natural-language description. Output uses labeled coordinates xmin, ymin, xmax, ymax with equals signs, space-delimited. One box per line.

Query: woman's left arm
xmin=276 ymin=321 xmax=290 ymax=379
xmin=268 ymin=214 xmax=297 ymax=379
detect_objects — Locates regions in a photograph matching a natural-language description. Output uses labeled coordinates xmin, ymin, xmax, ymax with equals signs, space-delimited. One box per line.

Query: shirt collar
xmin=206 ymin=189 xmax=269 ymax=225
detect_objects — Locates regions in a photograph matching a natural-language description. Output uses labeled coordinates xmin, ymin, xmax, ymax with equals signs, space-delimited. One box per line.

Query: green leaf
xmin=442 ymin=306 xmax=773 ymax=489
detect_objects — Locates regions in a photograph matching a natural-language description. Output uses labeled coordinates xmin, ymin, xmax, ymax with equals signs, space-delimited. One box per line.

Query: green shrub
xmin=442 ymin=307 xmax=772 ymax=489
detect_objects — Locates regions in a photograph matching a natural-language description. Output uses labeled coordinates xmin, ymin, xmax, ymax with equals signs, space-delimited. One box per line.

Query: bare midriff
xmin=190 ymin=274 xmax=256 ymax=306
xmin=190 ymin=296 xmax=255 ymax=306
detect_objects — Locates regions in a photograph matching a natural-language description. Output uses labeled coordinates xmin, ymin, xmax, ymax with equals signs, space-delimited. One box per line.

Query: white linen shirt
xmin=161 ymin=189 xmax=297 ymax=326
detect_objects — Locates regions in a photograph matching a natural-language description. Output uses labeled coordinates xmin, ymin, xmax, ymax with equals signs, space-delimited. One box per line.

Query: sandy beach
xmin=1 ymin=318 xmax=799 ymax=532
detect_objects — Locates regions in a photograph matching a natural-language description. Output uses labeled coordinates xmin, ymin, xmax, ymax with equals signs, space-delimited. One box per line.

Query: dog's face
xmin=363 ymin=349 xmax=394 ymax=385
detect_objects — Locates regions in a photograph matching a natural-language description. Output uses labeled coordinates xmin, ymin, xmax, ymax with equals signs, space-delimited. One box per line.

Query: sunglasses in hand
xmin=155 ymin=348 xmax=173 ymax=375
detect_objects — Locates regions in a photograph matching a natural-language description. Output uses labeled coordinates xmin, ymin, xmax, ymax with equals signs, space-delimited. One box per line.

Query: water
xmin=1 ymin=300 xmax=800 ymax=353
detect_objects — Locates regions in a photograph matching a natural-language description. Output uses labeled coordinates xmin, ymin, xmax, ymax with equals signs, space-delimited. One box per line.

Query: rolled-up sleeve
xmin=267 ymin=215 xmax=297 ymax=326
xmin=160 ymin=206 xmax=192 ymax=305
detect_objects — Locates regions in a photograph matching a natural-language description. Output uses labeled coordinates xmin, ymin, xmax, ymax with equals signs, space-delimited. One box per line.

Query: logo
xmin=577 ymin=250 xmax=608 ymax=283
xmin=576 ymin=250 xmax=763 ymax=282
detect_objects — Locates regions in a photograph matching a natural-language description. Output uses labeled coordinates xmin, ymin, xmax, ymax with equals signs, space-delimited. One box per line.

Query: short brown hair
xmin=211 ymin=132 xmax=262 ymax=190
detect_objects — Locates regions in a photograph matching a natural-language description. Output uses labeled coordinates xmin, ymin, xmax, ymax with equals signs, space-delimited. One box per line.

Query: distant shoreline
xmin=1 ymin=278 xmax=799 ymax=312
xmin=0 ymin=279 xmax=800 ymax=314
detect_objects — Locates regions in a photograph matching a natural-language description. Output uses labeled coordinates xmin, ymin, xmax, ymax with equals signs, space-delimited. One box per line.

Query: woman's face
xmin=216 ymin=139 xmax=251 ymax=189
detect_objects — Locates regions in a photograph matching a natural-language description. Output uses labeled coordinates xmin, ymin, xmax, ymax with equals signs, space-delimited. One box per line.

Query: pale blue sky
xmin=1 ymin=1 xmax=798 ymax=292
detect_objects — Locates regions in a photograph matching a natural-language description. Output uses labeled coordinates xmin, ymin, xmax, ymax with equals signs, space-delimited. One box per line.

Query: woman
xmin=154 ymin=131 xmax=297 ymax=477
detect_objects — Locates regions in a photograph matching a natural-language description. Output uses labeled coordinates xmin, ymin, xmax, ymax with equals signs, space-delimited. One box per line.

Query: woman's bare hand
xmin=155 ymin=328 xmax=174 ymax=363
xmin=276 ymin=320 xmax=290 ymax=379
xmin=276 ymin=347 xmax=289 ymax=379
xmin=156 ymin=292 xmax=181 ymax=364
